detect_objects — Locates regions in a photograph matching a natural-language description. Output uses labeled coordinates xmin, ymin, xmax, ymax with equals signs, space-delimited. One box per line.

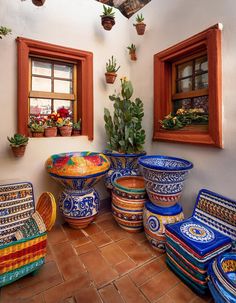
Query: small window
xmin=153 ymin=24 xmax=222 ymax=147
xmin=17 ymin=37 xmax=94 ymax=140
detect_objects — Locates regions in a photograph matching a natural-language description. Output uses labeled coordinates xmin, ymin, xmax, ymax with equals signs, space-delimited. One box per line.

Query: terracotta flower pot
xmin=31 ymin=132 xmax=44 ymax=137
xmin=134 ymin=23 xmax=146 ymax=35
xmin=130 ymin=52 xmax=137 ymax=61
xmin=44 ymin=127 xmax=57 ymax=137
xmin=101 ymin=16 xmax=115 ymax=31
xmin=105 ymin=72 xmax=117 ymax=84
xmin=59 ymin=126 xmax=72 ymax=137
xmin=11 ymin=145 xmax=26 ymax=158
xmin=72 ymin=129 xmax=81 ymax=136
xmin=32 ymin=0 xmax=46 ymax=6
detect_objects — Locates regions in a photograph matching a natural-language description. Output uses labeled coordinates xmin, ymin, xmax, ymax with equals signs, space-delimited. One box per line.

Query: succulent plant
xmin=127 ymin=44 xmax=136 ymax=53
xmin=101 ymin=5 xmax=115 ymax=17
xmin=0 ymin=26 xmax=12 ymax=39
xmin=73 ymin=119 xmax=81 ymax=130
xmin=7 ymin=134 xmax=29 ymax=147
xmin=106 ymin=56 xmax=120 ymax=73
xmin=135 ymin=14 xmax=144 ymax=23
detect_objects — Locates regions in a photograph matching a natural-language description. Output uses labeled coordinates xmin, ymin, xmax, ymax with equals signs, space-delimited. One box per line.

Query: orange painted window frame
xmin=17 ymin=37 xmax=94 ymax=140
xmin=153 ymin=24 xmax=222 ymax=147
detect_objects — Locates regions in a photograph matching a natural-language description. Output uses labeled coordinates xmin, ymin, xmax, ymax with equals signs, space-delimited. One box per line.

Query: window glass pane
xmin=32 ymin=76 xmax=52 ymax=92
xmin=54 ymin=64 xmax=72 ymax=79
xmin=177 ymin=61 xmax=192 ymax=78
xmin=193 ymin=96 xmax=208 ymax=113
xmin=32 ymin=60 xmax=52 ymax=76
xmin=30 ymin=98 xmax=52 ymax=115
xmin=173 ymin=98 xmax=192 ymax=113
xmin=177 ymin=78 xmax=192 ymax=93
xmin=54 ymin=79 xmax=72 ymax=93
xmin=195 ymin=56 xmax=208 ymax=73
xmin=53 ymin=100 xmax=73 ymax=116
xmin=195 ymin=73 xmax=208 ymax=89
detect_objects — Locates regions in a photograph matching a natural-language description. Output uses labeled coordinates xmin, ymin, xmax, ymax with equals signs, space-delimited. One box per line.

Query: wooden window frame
xmin=17 ymin=37 xmax=94 ymax=140
xmin=153 ymin=24 xmax=222 ymax=147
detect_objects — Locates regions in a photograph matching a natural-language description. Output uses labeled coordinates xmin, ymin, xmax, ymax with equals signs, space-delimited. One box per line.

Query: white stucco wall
xmin=129 ymin=0 xmax=236 ymax=216
xmin=1 ymin=0 xmax=236 ymax=217
xmin=0 ymin=0 xmax=131 ymax=202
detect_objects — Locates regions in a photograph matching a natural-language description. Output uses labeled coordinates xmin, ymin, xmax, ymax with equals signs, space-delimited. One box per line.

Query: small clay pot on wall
xmin=134 ymin=23 xmax=146 ymax=35
xmin=129 ymin=51 xmax=137 ymax=61
xmin=11 ymin=146 xmax=26 ymax=158
xmin=105 ymin=72 xmax=117 ymax=84
xmin=101 ymin=16 xmax=115 ymax=31
xmin=32 ymin=0 xmax=46 ymax=6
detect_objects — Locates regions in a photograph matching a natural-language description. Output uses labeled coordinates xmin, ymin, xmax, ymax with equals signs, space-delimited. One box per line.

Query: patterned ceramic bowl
xmin=138 ymin=155 xmax=193 ymax=207
xmin=112 ymin=176 xmax=147 ymax=200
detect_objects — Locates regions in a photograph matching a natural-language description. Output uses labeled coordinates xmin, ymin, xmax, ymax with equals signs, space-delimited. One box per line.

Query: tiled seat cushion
xmin=166 ymin=217 xmax=232 ymax=258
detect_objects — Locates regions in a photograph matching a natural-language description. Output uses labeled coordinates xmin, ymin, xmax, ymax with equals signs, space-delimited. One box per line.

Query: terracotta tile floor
xmin=0 ymin=210 xmax=214 ymax=303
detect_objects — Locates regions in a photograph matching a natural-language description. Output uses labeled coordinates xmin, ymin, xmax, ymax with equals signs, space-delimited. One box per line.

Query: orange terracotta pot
xmin=72 ymin=129 xmax=81 ymax=136
xmin=59 ymin=126 xmax=72 ymax=137
xmin=105 ymin=72 xmax=117 ymax=84
xmin=32 ymin=0 xmax=46 ymax=6
xmin=31 ymin=132 xmax=44 ymax=137
xmin=130 ymin=52 xmax=137 ymax=61
xmin=11 ymin=145 xmax=26 ymax=158
xmin=44 ymin=127 xmax=57 ymax=137
xmin=101 ymin=16 xmax=115 ymax=31
xmin=134 ymin=23 xmax=146 ymax=35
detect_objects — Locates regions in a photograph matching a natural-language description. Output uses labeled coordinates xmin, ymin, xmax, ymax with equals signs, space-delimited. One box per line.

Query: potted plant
xmin=56 ymin=107 xmax=72 ymax=136
xmin=32 ymin=0 xmax=46 ymax=6
xmin=7 ymin=133 xmax=29 ymax=157
xmin=105 ymin=56 xmax=120 ymax=84
xmin=28 ymin=116 xmax=45 ymax=137
xmin=100 ymin=5 xmax=115 ymax=31
xmin=104 ymin=77 xmax=146 ymax=189
xmin=72 ymin=119 xmax=82 ymax=136
xmin=133 ymin=14 xmax=146 ymax=35
xmin=127 ymin=44 xmax=137 ymax=61
xmin=0 ymin=26 xmax=12 ymax=39
xmin=44 ymin=113 xmax=59 ymax=137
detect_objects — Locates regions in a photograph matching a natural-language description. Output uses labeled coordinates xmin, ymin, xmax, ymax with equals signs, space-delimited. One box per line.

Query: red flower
xmin=57 ymin=107 xmax=70 ymax=118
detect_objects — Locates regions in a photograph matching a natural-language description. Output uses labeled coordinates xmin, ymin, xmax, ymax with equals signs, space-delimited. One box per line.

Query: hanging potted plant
xmin=133 ymin=14 xmax=146 ymax=35
xmin=0 ymin=26 xmax=12 ymax=39
xmin=100 ymin=5 xmax=115 ymax=31
xmin=72 ymin=119 xmax=82 ymax=136
xmin=32 ymin=0 xmax=46 ymax=6
xmin=127 ymin=44 xmax=137 ymax=61
xmin=105 ymin=56 xmax=120 ymax=84
xmin=56 ymin=107 xmax=72 ymax=137
xmin=104 ymin=77 xmax=146 ymax=189
xmin=28 ymin=116 xmax=45 ymax=137
xmin=7 ymin=133 xmax=29 ymax=157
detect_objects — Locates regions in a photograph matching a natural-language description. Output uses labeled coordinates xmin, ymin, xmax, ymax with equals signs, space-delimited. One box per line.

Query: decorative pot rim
xmin=112 ymin=176 xmax=146 ymax=193
xmin=145 ymin=201 xmax=183 ymax=215
xmin=139 ymin=155 xmax=193 ymax=171
xmin=215 ymin=252 xmax=236 ymax=287
xmin=104 ymin=150 xmax=146 ymax=158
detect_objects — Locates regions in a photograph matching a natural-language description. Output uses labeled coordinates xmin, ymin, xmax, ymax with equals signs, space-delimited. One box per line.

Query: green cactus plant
xmin=106 ymin=56 xmax=120 ymax=73
xmin=135 ymin=14 xmax=144 ymax=23
xmin=0 ymin=26 xmax=12 ymax=39
xmin=101 ymin=5 xmax=116 ymax=30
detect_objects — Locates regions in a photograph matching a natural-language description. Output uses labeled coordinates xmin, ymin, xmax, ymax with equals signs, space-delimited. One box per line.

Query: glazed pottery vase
xmin=104 ymin=151 xmax=146 ymax=190
xmin=138 ymin=155 xmax=193 ymax=207
xmin=143 ymin=201 xmax=184 ymax=252
xmin=105 ymin=72 xmax=117 ymax=84
xmin=101 ymin=16 xmax=115 ymax=31
xmin=134 ymin=23 xmax=146 ymax=35
xmin=44 ymin=127 xmax=57 ymax=137
xmin=11 ymin=145 xmax=26 ymax=158
xmin=208 ymin=252 xmax=236 ymax=303
xmin=59 ymin=126 xmax=72 ymax=136
xmin=111 ymin=176 xmax=147 ymax=232
xmin=45 ymin=151 xmax=110 ymax=229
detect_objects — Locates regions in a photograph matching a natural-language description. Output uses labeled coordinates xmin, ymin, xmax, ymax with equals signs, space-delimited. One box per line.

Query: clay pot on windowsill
xmin=32 ymin=0 xmax=46 ymax=6
xmin=44 ymin=127 xmax=57 ymax=137
xmin=31 ymin=131 xmax=44 ymax=137
xmin=72 ymin=129 xmax=81 ymax=136
xmin=101 ymin=16 xmax=115 ymax=31
xmin=105 ymin=72 xmax=117 ymax=84
xmin=59 ymin=126 xmax=72 ymax=137
xmin=134 ymin=23 xmax=146 ymax=35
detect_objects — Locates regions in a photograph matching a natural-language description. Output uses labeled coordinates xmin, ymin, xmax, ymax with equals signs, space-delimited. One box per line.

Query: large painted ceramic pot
xmin=138 ymin=155 xmax=193 ymax=207
xmin=208 ymin=252 xmax=236 ymax=303
xmin=111 ymin=176 xmax=147 ymax=233
xmin=45 ymin=152 xmax=110 ymax=229
xmin=104 ymin=151 xmax=146 ymax=189
xmin=143 ymin=201 xmax=184 ymax=252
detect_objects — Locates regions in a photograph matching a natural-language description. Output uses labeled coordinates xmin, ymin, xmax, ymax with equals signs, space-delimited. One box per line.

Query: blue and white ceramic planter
xmin=138 ymin=155 xmax=193 ymax=207
xmin=208 ymin=252 xmax=236 ymax=303
xmin=104 ymin=151 xmax=146 ymax=189
xmin=143 ymin=201 xmax=184 ymax=252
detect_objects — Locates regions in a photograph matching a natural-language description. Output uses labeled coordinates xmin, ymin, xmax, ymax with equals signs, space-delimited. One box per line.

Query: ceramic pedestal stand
xmin=45 ymin=152 xmax=110 ymax=229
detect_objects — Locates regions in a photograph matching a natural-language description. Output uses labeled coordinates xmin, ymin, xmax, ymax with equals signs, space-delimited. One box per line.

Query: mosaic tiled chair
xmin=0 ymin=182 xmax=56 ymax=287
xmin=165 ymin=189 xmax=236 ymax=295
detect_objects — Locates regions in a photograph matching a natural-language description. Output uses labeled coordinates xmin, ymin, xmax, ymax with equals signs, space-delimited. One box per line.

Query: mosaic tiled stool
xmin=0 ymin=182 xmax=56 ymax=287
xmin=208 ymin=252 xmax=236 ymax=303
xmin=165 ymin=189 xmax=236 ymax=295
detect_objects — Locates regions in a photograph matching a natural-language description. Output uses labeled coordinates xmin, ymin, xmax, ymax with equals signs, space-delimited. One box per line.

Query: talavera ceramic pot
xmin=143 ymin=201 xmax=184 ymax=252
xmin=104 ymin=151 xmax=146 ymax=190
xmin=139 ymin=155 xmax=193 ymax=207
xmin=45 ymin=152 xmax=110 ymax=229
xmin=111 ymin=176 xmax=147 ymax=233
xmin=208 ymin=252 xmax=236 ymax=303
